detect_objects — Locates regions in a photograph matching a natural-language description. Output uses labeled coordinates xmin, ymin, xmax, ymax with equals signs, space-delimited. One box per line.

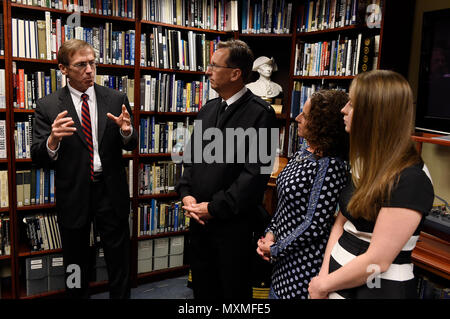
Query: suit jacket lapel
xmin=95 ymin=83 xmax=109 ymax=147
xmin=58 ymin=86 xmax=89 ymax=149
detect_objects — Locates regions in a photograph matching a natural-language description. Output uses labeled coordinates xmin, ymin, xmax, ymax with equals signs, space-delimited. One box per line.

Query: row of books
xmin=241 ymin=0 xmax=293 ymax=34
xmin=142 ymin=0 xmax=238 ymax=31
xmin=15 ymin=116 xmax=33 ymax=160
xmin=12 ymin=14 xmax=63 ymax=61
xmin=140 ymin=74 xmax=216 ymax=112
xmin=69 ymin=24 xmax=136 ymax=66
xmin=277 ymin=126 xmax=285 ymax=156
xmin=141 ymin=27 xmax=219 ymax=72
xmin=12 ymin=14 xmax=136 ymax=67
xmin=0 ymin=216 xmax=10 ymax=256
xmin=297 ymin=0 xmax=381 ymax=33
xmin=290 ymin=81 xmax=347 ymax=119
xmin=125 ymin=159 xmax=133 ymax=197
xmin=13 ymin=66 xmax=65 ymax=109
xmin=0 ymin=171 xmax=8 ymax=209
xmin=137 ymin=199 xmax=189 ymax=236
xmin=0 ymin=121 xmax=6 ymax=159
xmin=417 ymin=276 xmax=450 ymax=299
xmin=138 ymin=161 xmax=183 ymax=195
xmin=139 ymin=117 xmax=193 ymax=154
xmin=286 ymin=122 xmax=307 ymax=158
xmin=0 ymin=69 xmax=5 ymax=109
xmin=16 ymin=169 xmax=56 ymax=207
xmin=22 ymin=212 xmax=62 ymax=252
xmin=95 ymin=75 xmax=135 ymax=108
xmin=0 ymin=16 xmax=4 ymax=56
xmin=293 ymin=34 xmax=380 ymax=77
xmin=11 ymin=0 xmax=136 ymax=18
xmin=12 ymin=66 xmax=134 ymax=110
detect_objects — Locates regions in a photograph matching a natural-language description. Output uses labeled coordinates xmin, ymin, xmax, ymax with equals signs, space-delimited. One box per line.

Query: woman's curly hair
xmin=304 ymin=89 xmax=349 ymax=160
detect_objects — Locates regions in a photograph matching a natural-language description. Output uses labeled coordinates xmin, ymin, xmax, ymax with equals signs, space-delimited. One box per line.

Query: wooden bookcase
xmin=0 ymin=0 xmax=447 ymax=299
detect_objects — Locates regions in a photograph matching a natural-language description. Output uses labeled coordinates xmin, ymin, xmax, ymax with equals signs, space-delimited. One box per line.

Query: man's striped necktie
xmin=81 ymin=93 xmax=94 ymax=181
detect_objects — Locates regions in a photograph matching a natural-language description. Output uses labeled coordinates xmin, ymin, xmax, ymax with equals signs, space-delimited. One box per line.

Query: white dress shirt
xmin=46 ymin=82 xmax=133 ymax=172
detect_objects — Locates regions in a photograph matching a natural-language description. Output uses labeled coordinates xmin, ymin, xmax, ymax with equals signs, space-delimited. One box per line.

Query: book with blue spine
xmin=49 ymin=169 xmax=55 ymax=203
xmin=130 ymin=30 xmax=135 ymax=65
xmin=44 ymin=169 xmax=50 ymax=203
xmin=35 ymin=168 xmax=40 ymax=205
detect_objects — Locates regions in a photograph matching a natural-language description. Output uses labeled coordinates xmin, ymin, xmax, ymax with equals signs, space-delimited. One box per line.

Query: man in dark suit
xmin=31 ymin=39 xmax=137 ymax=299
xmin=176 ymin=40 xmax=277 ymax=299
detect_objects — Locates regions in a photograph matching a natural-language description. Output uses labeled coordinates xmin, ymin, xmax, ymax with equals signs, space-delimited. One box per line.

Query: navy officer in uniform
xmin=176 ymin=39 xmax=277 ymax=299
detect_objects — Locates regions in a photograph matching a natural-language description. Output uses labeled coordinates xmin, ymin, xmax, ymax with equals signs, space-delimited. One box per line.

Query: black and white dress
xmin=328 ymin=163 xmax=434 ymax=299
xmin=267 ymin=148 xmax=349 ymax=299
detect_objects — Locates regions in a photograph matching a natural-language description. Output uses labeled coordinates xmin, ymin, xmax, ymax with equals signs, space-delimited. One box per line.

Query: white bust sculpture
xmin=246 ymin=56 xmax=283 ymax=99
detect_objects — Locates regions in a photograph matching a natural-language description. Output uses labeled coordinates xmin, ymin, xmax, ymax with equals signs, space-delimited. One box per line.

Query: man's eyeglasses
xmin=71 ymin=61 xmax=97 ymax=69
xmin=206 ymin=63 xmax=235 ymax=71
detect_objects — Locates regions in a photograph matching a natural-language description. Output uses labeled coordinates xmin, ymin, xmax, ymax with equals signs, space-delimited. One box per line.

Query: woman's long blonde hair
xmin=347 ymin=70 xmax=421 ymax=221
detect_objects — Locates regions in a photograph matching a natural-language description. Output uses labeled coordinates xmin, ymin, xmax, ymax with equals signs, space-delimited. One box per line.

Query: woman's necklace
xmin=295 ymin=149 xmax=314 ymax=163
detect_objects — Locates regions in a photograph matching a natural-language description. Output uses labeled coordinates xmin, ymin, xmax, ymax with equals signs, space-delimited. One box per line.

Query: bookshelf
xmin=0 ymin=0 xmax=447 ymax=299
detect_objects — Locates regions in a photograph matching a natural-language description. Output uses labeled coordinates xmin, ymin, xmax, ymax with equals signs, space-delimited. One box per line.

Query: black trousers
xmin=189 ymin=224 xmax=253 ymax=300
xmin=59 ymin=176 xmax=131 ymax=299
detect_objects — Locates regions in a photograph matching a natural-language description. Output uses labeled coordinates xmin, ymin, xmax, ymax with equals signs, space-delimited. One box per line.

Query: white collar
xmin=223 ymin=86 xmax=248 ymax=106
xmin=67 ymin=81 xmax=95 ymax=100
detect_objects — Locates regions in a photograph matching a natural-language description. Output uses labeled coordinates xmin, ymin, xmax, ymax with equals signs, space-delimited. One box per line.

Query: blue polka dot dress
xmin=267 ymin=148 xmax=349 ymax=299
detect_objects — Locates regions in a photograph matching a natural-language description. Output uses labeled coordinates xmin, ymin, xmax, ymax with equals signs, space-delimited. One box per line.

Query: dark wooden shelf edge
xmin=0 ymin=254 xmax=11 ymax=261
xmin=11 ymin=3 xmax=135 ymax=22
xmin=412 ymin=260 xmax=450 ymax=281
xmin=296 ymin=24 xmax=365 ymax=36
xmin=138 ymin=230 xmax=189 ymax=240
xmin=138 ymin=153 xmax=175 ymax=158
xmin=12 ymin=57 xmax=134 ymax=69
xmin=139 ymin=111 xmax=198 ymax=116
xmin=16 ymin=203 xmax=56 ymax=211
xmin=140 ymin=66 xmax=206 ymax=74
xmin=18 ymin=248 xmax=62 ymax=258
xmin=13 ymin=108 xmax=35 ymax=113
xmin=239 ymin=33 xmax=292 ymax=37
xmin=293 ymin=75 xmax=355 ymax=80
xmin=15 ymin=158 xmax=32 ymax=162
xmin=12 ymin=57 xmax=57 ymax=64
xmin=137 ymin=192 xmax=179 ymax=200
xmin=411 ymin=232 xmax=450 ymax=280
xmin=141 ymin=20 xmax=230 ymax=35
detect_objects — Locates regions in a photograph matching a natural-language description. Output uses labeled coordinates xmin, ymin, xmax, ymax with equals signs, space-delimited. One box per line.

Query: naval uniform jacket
xmin=176 ymin=89 xmax=277 ymax=236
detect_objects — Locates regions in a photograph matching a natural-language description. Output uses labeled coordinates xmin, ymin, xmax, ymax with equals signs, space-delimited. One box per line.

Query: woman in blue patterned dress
xmin=256 ymin=89 xmax=350 ymax=299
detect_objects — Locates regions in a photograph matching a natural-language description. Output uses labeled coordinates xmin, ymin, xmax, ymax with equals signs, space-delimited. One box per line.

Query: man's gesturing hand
xmin=107 ymin=104 xmax=132 ymax=136
xmin=48 ymin=110 xmax=76 ymax=150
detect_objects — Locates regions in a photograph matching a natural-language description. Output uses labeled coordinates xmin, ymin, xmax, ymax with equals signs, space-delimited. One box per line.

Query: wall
xmin=408 ymin=0 xmax=450 ymax=205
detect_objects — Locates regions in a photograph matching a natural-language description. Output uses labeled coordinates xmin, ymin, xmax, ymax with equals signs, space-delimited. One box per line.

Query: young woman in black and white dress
xmin=256 ymin=90 xmax=350 ymax=299
xmin=308 ymin=70 xmax=434 ymax=299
